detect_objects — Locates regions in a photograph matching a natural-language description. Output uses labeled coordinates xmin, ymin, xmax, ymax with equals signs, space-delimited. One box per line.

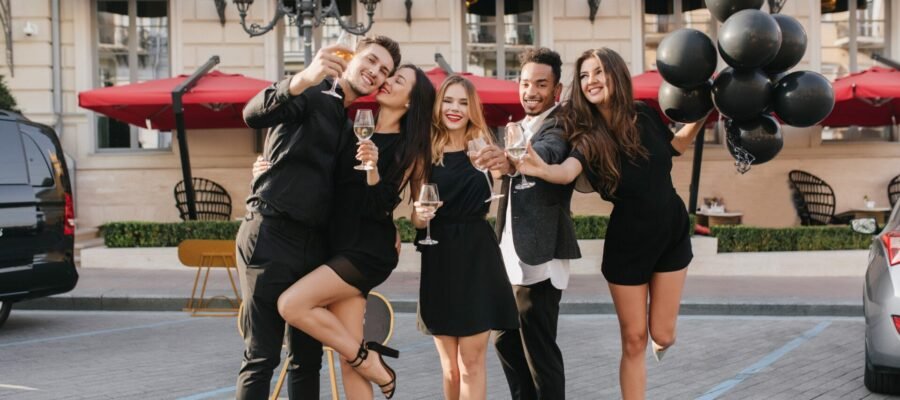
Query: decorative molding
xmin=214 ymin=0 xmax=227 ymax=26
xmin=588 ymin=0 xmax=600 ymax=23
xmin=0 ymin=0 xmax=12 ymax=76
xmin=405 ymin=0 xmax=412 ymax=25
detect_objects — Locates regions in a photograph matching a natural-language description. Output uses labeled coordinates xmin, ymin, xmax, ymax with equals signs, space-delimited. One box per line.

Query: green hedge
xmin=101 ymin=221 xmax=241 ymax=248
xmin=103 ymin=216 xmax=870 ymax=253
xmin=710 ymin=225 xmax=872 ymax=253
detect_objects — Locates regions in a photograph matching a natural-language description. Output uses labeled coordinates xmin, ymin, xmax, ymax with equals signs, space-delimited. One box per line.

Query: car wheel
xmin=865 ymin=347 xmax=900 ymax=395
xmin=0 ymin=301 xmax=10 ymax=329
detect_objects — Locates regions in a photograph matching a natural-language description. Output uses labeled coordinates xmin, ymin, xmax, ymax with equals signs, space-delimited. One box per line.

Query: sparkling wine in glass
xmin=418 ymin=184 xmax=441 ymax=246
xmin=353 ymin=109 xmax=375 ymax=170
xmin=321 ymin=31 xmax=358 ymax=99
xmin=506 ymin=123 xmax=534 ymax=190
xmin=467 ymin=138 xmax=505 ymax=203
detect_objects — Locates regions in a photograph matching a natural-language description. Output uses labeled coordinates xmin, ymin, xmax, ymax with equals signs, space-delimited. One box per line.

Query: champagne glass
xmin=321 ymin=30 xmax=358 ymax=99
xmin=505 ymin=123 xmax=534 ymax=190
xmin=467 ymin=138 xmax=505 ymax=203
xmin=353 ymin=109 xmax=375 ymax=170
xmin=417 ymin=184 xmax=441 ymax=245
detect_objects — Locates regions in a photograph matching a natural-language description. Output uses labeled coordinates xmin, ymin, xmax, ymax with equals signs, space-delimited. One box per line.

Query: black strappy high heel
xmin=347 ymin=341 xmax=399 ymax=399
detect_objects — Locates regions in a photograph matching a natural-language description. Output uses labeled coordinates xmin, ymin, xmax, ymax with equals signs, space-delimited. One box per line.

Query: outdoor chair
xmin=177 ymin=239 xmax=241 ymax=316
xmin=237 ymin=292 xmax=396 ymax=400
xmin=174 ymin=177 xmax=232 ymax=221
xmin=788 ymin=170 xmax=854 ymax=226
xmin=889 ymin=174 xmax=900 ymax=208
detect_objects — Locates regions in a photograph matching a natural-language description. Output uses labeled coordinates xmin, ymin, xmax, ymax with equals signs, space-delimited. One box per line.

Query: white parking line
xmin=0 ymin=383 xmax=39 ymax=391
xmin=695 ymin=321 xmax=832 ymax=400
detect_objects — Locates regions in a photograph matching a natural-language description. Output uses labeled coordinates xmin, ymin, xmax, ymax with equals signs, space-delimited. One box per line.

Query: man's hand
xmin=289 ymin=44 xmax=351 ymax=95
xmin=476 ymin=144 xmax=513 ymax=175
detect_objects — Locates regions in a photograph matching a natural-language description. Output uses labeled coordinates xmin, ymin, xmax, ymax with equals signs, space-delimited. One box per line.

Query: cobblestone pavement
xmin=0 ymin=311 xmax=897 ymax=400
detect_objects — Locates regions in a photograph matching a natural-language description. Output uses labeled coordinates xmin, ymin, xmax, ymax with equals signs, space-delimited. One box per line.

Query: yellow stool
xmin=177 ymin=240 xmax=241 ymax=316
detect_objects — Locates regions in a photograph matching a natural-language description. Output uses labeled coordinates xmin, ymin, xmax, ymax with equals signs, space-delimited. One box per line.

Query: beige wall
xmin=2 ymin=0 xmax=899 ymax=229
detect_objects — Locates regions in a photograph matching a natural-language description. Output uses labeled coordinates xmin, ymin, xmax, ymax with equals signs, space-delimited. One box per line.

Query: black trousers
xmin=235 ymin=212 xmax=327 ymax=400
xmin=494 ymin=279 xmax=565 ymax=400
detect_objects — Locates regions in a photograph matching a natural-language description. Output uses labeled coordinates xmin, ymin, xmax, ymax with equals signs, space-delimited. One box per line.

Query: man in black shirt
xmin=236 ymin=36 xmax=401 ymax=400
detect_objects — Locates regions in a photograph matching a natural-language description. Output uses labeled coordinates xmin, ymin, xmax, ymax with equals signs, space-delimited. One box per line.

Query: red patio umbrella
xmin=352 ymin=67 xmax=524 ymax=126
xmin=78 ymin=70 xmax=271 ymax=130
xmin=821 ymin=66 xmax=900 ymax=127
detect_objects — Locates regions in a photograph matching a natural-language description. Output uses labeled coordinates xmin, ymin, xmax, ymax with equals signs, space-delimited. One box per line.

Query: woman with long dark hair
xmin=254 ymin=64 xmax=435 ymax=399
xmin=516 ymin=48 xmax=706 ymax=399
xmin=413 ymin=75 xmax=518 ymax=400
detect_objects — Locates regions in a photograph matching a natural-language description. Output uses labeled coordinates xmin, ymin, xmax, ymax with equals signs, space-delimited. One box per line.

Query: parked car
xmin=852 ymin=205 xmax=900 ymax=395
xmin=0 ymin=111 xmax=77 ymax=329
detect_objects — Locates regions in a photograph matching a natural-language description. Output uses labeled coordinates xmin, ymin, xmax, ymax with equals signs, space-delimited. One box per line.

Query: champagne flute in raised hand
xmin=506 ymin=123 xmax=535 ymax=190
xmin=467 ymin=138 xmax=505 ymax=203
xmin=417 ymin=183 xmax=441 ymax=245
xmin=321 ymin=30 xmax=358 ymax=99
xmin=353 ymin=109 xmax=375 ymax=170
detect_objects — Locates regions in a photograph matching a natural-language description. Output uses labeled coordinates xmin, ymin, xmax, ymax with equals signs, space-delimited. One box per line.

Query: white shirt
xmin=499 ymin=104 xmax=570 ymax=290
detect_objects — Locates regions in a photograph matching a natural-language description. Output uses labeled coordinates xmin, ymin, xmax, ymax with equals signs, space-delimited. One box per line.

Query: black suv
xmin=0 ymin=111 xmax=77 ymax=328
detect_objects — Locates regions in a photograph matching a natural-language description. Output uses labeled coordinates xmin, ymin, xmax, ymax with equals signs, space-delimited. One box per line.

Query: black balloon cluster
xmin=655 ymin=0 xmax=835 ymax=173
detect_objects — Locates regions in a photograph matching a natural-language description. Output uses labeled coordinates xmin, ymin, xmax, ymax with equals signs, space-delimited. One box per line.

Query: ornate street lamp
xmin=234 ymin=0 xmax=380 ymax=65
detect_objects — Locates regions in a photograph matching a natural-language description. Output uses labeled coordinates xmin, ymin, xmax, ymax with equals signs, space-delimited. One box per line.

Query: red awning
xmin=78 ymin=70 xmax=271 ymax=130
xmin=822 ymin=66 xmax=900 ymax=127
xmin=353 ymin=67 xmax=524 ymax=126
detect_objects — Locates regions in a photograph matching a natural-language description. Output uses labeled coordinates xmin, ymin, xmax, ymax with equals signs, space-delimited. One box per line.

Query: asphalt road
xmin=0 ymin=311 xmax=896 ymax=400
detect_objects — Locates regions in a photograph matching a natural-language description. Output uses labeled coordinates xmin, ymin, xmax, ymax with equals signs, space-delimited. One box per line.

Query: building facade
xmin=3 ymin=0 xmax=899 ymax=229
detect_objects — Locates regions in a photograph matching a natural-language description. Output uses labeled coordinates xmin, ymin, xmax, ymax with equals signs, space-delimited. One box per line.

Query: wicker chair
xmin=174 ymin=177 xmax=232 ymax=221
xmin=788 ymin=170 xmax=853 ymax=226
xmin=888 ymin=175 xmax=900 ymax=208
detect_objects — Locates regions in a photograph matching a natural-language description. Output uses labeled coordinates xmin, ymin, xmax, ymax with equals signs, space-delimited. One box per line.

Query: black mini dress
xmin=416 ymin=150 xmax=519 ymax=336
xmin=571 ymin=102 xmax=693 ymax=286
xmin=326 ymin=131 xmax=404 ymax=295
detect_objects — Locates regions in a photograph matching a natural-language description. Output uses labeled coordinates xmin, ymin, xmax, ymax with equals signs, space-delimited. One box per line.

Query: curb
xmin=16 ymin=296 xmax=863 ymax=317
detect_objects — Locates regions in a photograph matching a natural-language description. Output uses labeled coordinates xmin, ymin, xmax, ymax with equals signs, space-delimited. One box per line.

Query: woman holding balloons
xmin=515 ymin=48 xmax=706 ymax=400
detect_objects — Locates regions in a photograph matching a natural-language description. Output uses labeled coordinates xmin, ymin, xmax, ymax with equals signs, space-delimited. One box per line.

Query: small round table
xmin=696 ymin=211 xmax=744 ymax=227
xmin=850 ymin=207 xmax=892 ymax=226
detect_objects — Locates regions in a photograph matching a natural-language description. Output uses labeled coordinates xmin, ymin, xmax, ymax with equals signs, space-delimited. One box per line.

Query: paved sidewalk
xmin=18 ymin=267 xmax=864 ymax=316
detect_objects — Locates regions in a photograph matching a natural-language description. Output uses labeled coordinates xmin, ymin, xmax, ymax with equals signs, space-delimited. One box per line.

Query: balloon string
xmin=726 ymin=134 xmax=755 ymax=174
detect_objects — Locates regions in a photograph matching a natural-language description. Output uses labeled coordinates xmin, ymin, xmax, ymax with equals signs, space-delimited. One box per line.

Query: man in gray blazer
xmin=475 ymin=48 xmax=581 ymax=400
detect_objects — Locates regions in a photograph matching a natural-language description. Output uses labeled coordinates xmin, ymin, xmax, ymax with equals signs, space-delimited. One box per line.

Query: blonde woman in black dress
xmin=413 ymin=75 xmax=519 ymax=400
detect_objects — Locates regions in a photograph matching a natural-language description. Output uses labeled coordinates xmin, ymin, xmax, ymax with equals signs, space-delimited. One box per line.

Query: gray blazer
xmin=494 ymin=109 xmax=581 ymax=266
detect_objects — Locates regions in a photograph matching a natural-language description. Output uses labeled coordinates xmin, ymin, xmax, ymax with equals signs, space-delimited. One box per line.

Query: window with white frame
xmin=464 ymin=0 xmax=536 ymax=80
xmin=820 ymin=0 xmax=893 ymax=142
xmin=96 ymin=0 xmax=171 ymax=151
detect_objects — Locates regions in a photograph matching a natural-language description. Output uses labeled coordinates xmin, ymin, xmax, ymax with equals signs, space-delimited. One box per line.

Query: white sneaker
xmin=651 ymin=340 xmax=667 ymax=362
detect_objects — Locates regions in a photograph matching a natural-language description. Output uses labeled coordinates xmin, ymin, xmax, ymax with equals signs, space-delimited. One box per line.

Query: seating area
xmin=788 ymin=170 xmax=855 ymax=226
xmin=177 ymin=239 xmax=241 ymax=316
xmin=889 ymin=175 xmax=900 ymax=208
xmin=174 ymin=177 xmax=232 ymax=221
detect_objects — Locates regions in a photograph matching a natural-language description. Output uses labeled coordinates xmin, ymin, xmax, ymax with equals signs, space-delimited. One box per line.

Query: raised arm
xmin=670 ymin=120 xmax=706 ymax=155
xmin=515 ymin=142 xmax=583 ymax=185
xmin=243 ymin=44 xmax=350 ymax=129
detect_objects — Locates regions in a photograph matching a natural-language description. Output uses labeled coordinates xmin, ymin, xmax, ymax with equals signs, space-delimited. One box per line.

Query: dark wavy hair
xmin=561 ymin=48 xmax=647 ymax=196
xmin=386 ymin=64 xmax=435 ymax=200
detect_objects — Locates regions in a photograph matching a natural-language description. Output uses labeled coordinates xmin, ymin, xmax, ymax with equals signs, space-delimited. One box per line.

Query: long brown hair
xmin=430 ymin=75 xmax=494 ymax=166
xmin=561 ymin=48 xmax=647 ymax=196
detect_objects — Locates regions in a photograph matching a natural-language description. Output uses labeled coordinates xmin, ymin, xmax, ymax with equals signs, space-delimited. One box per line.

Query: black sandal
xmin=348 ymin=341 xmax=399 ymax=399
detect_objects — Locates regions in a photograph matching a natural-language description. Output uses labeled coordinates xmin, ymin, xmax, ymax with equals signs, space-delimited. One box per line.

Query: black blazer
xmin=494 ymin=109 xmax=581 ymax=265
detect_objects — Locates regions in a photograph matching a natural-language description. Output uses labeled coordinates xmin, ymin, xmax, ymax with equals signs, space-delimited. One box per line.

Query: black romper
xmin=572 ymin=102 xmax=693 ymax=286
xmin=416 ymin=151 xmax=519 ymax=336
xmin=326 ymin=131 xmax=404 ymax=295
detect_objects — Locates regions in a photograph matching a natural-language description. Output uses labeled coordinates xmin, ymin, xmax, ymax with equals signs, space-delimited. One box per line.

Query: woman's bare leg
xmin=457 ymin=331 xmax=491 ymax=400
xmin=608 ymin=283 xmax=650 ymax=400
xmin=648 ymin=269 xmax=688 ymax=354
xmin=277 ymin=266 xmax=392 ymax=389
xmin=433 ymin=335 xmax=461 ymax=400
xmin=328 ymin=296 xmax=372 ymax=399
